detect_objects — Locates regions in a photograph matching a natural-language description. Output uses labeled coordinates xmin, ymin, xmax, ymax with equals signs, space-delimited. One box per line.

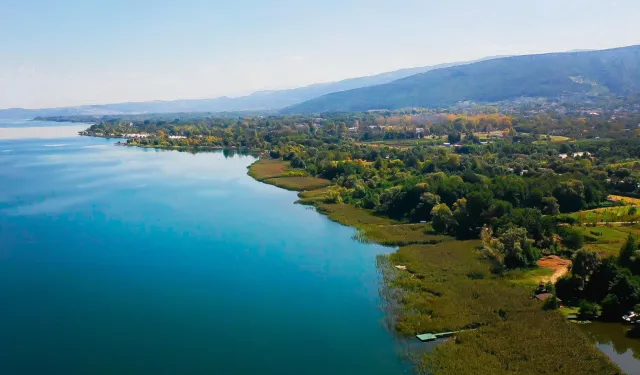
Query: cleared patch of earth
xmin=537 ymin=255 xmax=572 ymax=283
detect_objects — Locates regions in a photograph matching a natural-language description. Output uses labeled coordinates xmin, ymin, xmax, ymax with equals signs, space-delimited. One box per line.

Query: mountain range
xmin=283 ymin=45 xmax=640 ymax=113
xmin=4 ymin=46 xmax=638 ymax=119
xmin=0 ymin=57 xmax=498 ymax=119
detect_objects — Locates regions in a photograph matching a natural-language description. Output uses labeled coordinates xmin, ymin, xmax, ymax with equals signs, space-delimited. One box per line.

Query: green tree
xmin=553 ymin=179 xmax=586 ymax=213
xmin=430 ymin=204 xmax=456 ymax=234
xmin=600 ymin=293 xmax=622 ymax=320
xmin=620 ymin=233 xmax=638 ymax=269
xmin=571 ymin=249 xmax=601 ymax=286
xmin=601 ymin=272 xmax=640 ymax=320
xmin=497 ymin=227 xmax=539 ymax=269
xmin=555 ymin=275 xmax=582 ymax=302
xmin=584 ymin=257 xmax=620 ymax=303
xmin=578 ymin=300 xmax=599 ymax=318
xmin=541 ymin=196 xmax=560 ymax=215
xmin=410 ymin=192 xmax=440 ymax=222
xmin=447 ymin=132 xmax=461 ymax=144
xmin=561 ymin=227 xmax=584 ymax=251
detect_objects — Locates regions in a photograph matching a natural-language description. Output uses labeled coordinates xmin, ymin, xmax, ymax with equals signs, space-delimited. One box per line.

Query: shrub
xmin=269 ymin=149 xmax=281 ymax=158
xmin=600 ymin=294 xmax=622 ymax=321
xmin=542 ymin=292 xmax=560 ymax=310
xmin=555 ymin=275 xmax=582 ymax=302
xmin=560 ymin=227 xmax=585 ymax=250
xmin=578 ymin=300 xmax=599 ymax=318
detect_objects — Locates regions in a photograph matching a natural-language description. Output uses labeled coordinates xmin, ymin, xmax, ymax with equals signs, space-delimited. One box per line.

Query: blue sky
xmin=1 ymin=0 xmax=639 ymax=109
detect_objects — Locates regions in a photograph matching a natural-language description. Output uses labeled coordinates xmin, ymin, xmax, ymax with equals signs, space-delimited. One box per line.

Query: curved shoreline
xmin=245 ymin=157 xmax=623 ymax=375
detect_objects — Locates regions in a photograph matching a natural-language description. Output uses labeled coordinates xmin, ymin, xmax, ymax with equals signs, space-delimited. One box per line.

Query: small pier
xmin=416 ymin=331 xmax=459 ymax=342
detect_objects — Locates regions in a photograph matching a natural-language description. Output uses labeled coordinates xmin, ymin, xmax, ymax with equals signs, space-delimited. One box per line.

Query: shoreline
xmin=245 ymin=157 xmax=623 ymax=375
xmin=80 ymin=133 xmax=266 ymax=154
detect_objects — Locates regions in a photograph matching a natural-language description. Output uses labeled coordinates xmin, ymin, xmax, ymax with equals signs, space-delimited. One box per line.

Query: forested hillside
xmin=284 ymin=45 xmax=640 ymax=113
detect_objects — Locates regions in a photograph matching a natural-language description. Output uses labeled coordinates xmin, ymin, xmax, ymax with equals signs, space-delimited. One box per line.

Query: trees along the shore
xmin=559 ymin=236 xmax=640 ymax=321
xmin=480 ymin=226 xmax=539 ymax=270
xmin=600 ymin=271 xmax=640 ymax=320
xmin=497 ymin=227 xmax=540 ymax=269
xmin=572 ymin=249 xmax=602 ymax=288
xmin=579 ymin=300 xmax=599 ymax=318
xmin=430 ymin=204 xmax=456 ymax=235
xmin=584 ymin=257 xmax=621 ymax=303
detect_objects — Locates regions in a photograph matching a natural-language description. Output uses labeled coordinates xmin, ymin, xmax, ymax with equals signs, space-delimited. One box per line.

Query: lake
xmin=0 ymin=121 xmax=409 ymax=375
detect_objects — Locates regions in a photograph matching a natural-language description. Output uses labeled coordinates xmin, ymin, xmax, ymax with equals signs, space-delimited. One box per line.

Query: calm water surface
xmin=0 ymin=123 xmax=409 ymax=375
xmin=579 ymin=322 xmax=640 ymax=375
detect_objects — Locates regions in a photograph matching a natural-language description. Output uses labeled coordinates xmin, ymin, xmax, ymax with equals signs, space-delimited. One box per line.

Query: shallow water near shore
xmin=0 ymin=124 xmax=409 ymax=375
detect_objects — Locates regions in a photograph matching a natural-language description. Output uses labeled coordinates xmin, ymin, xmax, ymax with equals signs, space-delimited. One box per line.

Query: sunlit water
xmin=0 ymin=122 xmax=409 ymax=375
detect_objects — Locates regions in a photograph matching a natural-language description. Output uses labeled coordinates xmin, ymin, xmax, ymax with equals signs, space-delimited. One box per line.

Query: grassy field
xmin=533 ymin=135 xmax=573 ymax=143
xmin=608 ymin=194 xmax=640 ymax=205
xmin=568 ymin=205 xmax=640 ymax=224
xmin=575 ymin=225 xmax=630 ymax=257
xmin=505 ymin=267 xmax=555 ymax=288
xmin=247 ymin=158 xmax=290 ymax=179
xmin=474 ymin=131 xmax=506 ymax=140
xmin=263 ymin=176 xmax=331 ymax=191
xmin=559 ymin=223 xmax=640 ymax=258
xmin=296 ymin=186 xmax=334 ymax=204
xmin=559 ymin=306 xmax=581 ymax=317
xmin=248 ymin=158 xmax=331 ymax=191
xmin=317 ymin=203 xmax=448 ymax=246
xmin=549 ymin=135 xmax=572 ymax=142
xmin=387 ymin=241 xmax=618 ymax=375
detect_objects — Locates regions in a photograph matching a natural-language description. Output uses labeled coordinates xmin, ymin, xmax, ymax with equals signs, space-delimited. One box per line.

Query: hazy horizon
xmin=1 ymin=0 xmax=639 ymax=109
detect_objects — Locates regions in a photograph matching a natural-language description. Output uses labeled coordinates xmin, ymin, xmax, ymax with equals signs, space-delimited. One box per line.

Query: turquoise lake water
xmin=0 ymin=122 xmax=409 ymax=375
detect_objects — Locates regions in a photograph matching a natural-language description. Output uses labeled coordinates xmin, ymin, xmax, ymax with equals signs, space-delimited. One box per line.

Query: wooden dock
xmin=416 ymin=331 xmax=459 ymax=342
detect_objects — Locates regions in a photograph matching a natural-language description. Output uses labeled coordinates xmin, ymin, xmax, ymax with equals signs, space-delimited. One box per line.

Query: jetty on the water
xmin=416 ymin=330 xmax=464 ymax=342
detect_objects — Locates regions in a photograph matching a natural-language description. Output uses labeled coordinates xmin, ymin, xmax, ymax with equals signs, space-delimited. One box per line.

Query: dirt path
xmin=537 ymin=256 xmax=572 ymax=283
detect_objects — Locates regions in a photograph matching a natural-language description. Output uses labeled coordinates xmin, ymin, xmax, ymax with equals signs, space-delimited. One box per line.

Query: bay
xmin=0 ymin=124 xmax=409 ymax=375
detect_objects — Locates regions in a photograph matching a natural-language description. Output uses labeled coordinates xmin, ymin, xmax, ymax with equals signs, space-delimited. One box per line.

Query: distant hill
xmin=0 ymin=57 xmax=499 ymax=120
xmin=282 ymin=45 xmax=640 ymax=114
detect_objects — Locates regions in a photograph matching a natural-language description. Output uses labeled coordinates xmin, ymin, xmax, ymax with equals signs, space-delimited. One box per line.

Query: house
xmin=124 ymin=133 xmax=150 ymax=139
xmin=573 ymin=152 xmax=591 ymax=158
xmin=558 ymin=152 xmax=591 ymax=159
